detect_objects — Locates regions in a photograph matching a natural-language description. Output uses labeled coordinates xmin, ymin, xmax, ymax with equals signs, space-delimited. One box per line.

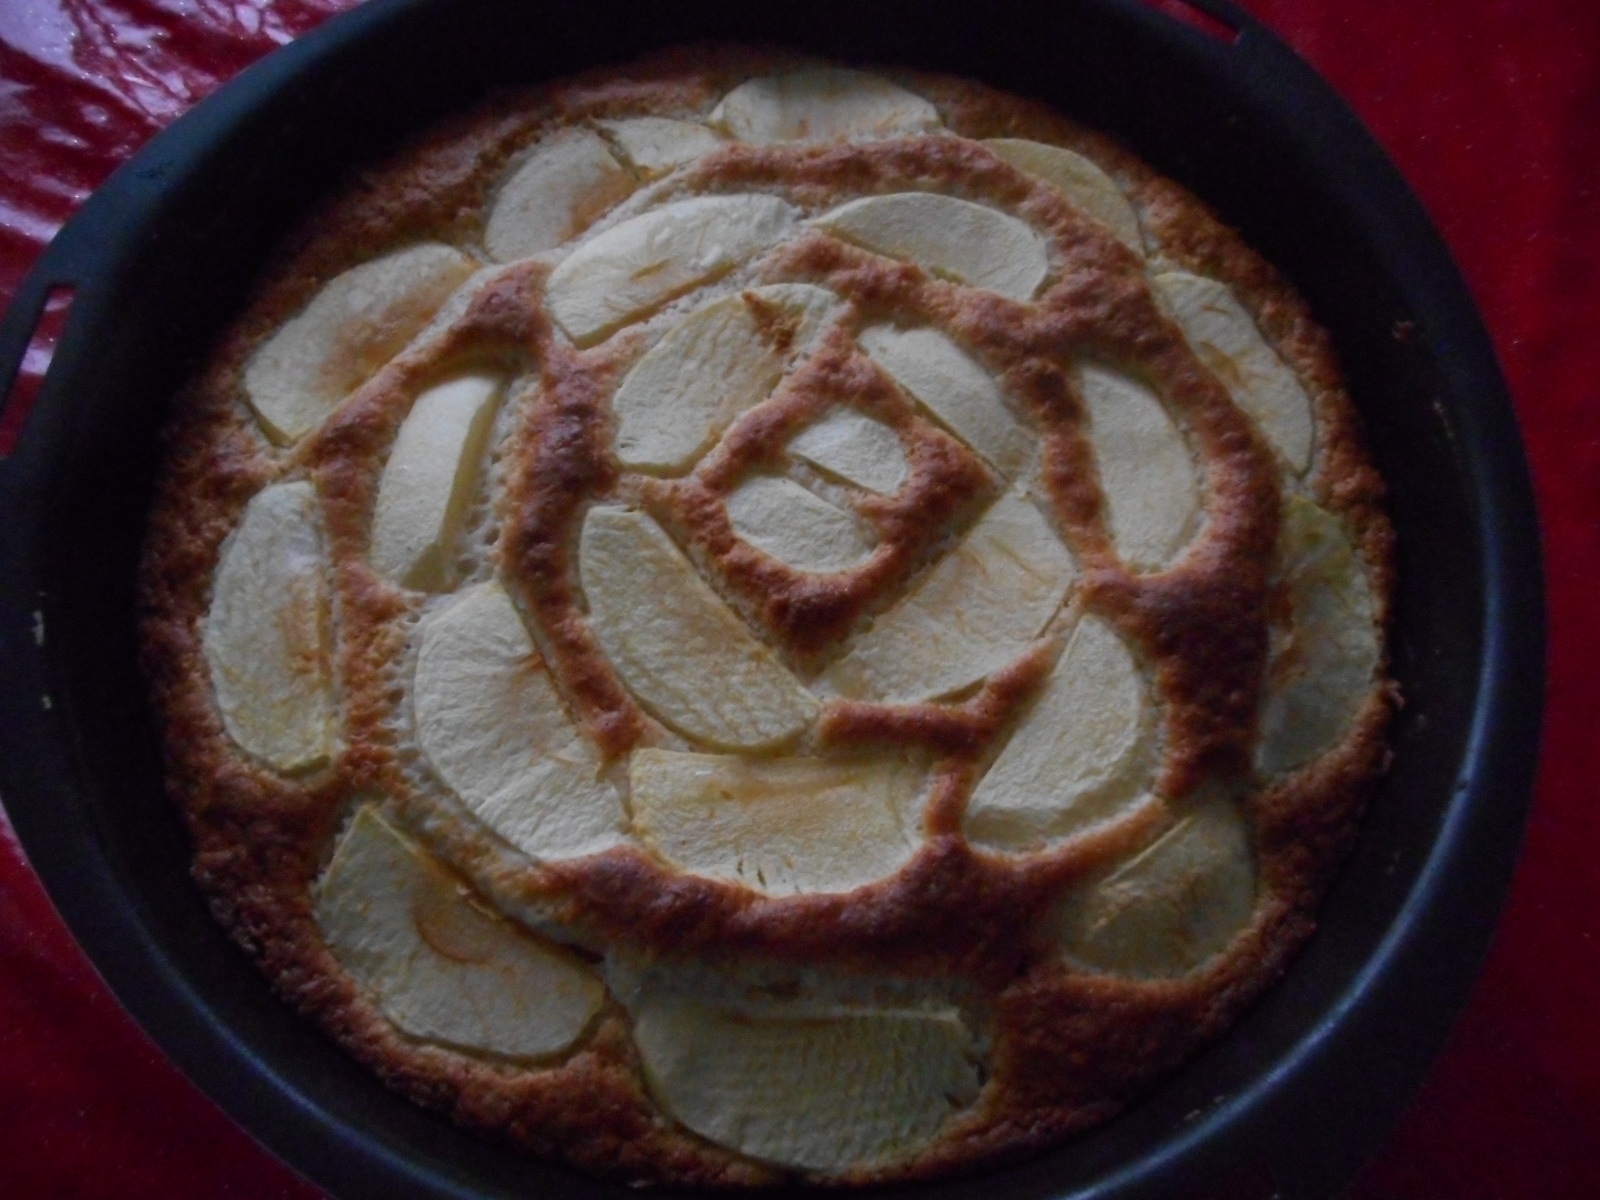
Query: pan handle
xmin=0 ymin=260 xmax=71 ymax=461
xmin=0 ymin=203 xmax=131 ymax=475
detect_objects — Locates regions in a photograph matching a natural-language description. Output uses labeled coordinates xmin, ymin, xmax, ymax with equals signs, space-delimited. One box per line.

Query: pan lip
xmin=0 ymin=0 xmax=1546 ymax=1197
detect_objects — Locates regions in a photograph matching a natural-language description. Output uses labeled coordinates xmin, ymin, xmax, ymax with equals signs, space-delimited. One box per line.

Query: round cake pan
xmin=0 ymin=1 xmax=1544 ymax=1197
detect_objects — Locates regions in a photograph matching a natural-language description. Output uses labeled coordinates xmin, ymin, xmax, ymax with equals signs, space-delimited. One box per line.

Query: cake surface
xmin=139 ymin=47 xmax=1395 ymax=1186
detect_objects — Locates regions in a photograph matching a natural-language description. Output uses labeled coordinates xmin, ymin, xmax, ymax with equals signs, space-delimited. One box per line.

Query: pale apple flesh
xmin=612 ymin=283 xmax=838 ymax=474
xmin=1255 ymin=495 xmax=1380 ymax=775
xmin=711 ymin=68 xmax=941 ymax=145
xmin=484 ymin=128 xmax=637 ymax=262
xmin=202 ymin=480 xmax=338 ymax=772
xmin=725 ymin=475 xmax=875 ymax=575
xmin=1077 ymin=364 xmax=1201 ymax=572
xmin=369 ymin=373 xmax=502 ymax=592
xmin=964 ymin=616 xmax=1157 ymax=852
xmin=630 ymin=749 xmax=924 ymax=896
xmin=546 ymin=194 xmax=799 ymax=346
xmin=787 ymin=406 xmax=910 ymax=495
xmin=242 ymin=244 xmax=477 ymax=445
xmin=624 ymin=983 xmax=980 ymax=1171
xmin=1154 ymin=271 xmax=1316 ymax=474
xmin=813 ymin=193 xmax=1050 ymax=301
xmin=316 ymin=806 xmax=606 ymax=1059
xmin=822 ymin=488 xmax=1077 ymax=703
xmin=413 ymin=582 xmax=627 ymax=861
xmin=598 ymin=117 xmax=724 ymax=177
xmin=984 ymin=138 xmax=1146 ymax=254
xmin=578 ymin=506 xmax=819 ymax=749
xmin=1056 ymin=792 xmax=1256 ymax=979
xmin=859 ymin=323 xmax=1035 ymax=481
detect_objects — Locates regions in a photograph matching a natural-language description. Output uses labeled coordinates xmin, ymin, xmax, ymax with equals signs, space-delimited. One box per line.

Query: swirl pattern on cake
xmin=140 ymin=49 xmax=1395 ymax=1186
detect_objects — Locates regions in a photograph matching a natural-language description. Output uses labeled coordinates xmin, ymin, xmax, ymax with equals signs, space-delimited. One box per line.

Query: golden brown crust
xmin=138 ymin=46 xmax=1397 ymax=1188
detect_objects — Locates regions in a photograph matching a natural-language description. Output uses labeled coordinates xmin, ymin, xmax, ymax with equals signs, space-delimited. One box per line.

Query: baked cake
xmin=139 ymin=48 xmax=1396 ymax=1186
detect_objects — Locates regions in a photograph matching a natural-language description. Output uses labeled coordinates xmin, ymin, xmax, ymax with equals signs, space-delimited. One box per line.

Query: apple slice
xmin=413 ymin=582 xmax=627 ymax=860
xmin=316 ymin=806 xmax=605 ymax=1058
xmin=1055 ymin=793 xmax=1256 ymax=979
xmin=984 ymin=138 xmax=1145 ymax=253
xmin=964 ymin=616 xmax=1155 ymax=852
xmin=626 ymin=987 xmax=979 ymax=1171
xmin=859 ymin=324 xmax=1035 ymax=480
xmin=598 ymin=117 xmax=724 ymax=177
xmin=1153 ymin=272 xmax=1315 ymax=474
xmin=711 ymin=68 xmax=941 ymax=145
xmin=787 ymin=406 xmax=909 ymax=495
xmin=1255 ymin=496 xmax=1380 ymax=775
xmin=369 ymin=373 xmax=501 ymax=592
xmin=579 ymin=507 xmax=818 ymax=749
xmin=726 ymin=476 xmax=874 ymax=575
xmin=630 ymin=750 xmax=923 ymax=895
xmin=484 ymin=128 xmax=637 ymax=262
xmin=547 ymin=194 xmax=799 ymax=346
xmin=243 ymin=244 xmax=476 ymax=445
xmin=613 ymin=283 xmax=838 ymax=474
xmin=202 ymin=481 xmax=337 ymax=772
xmin=1077 ymin=365 xmax=1200 ymax=572
xmin=813 ymin=193 xmax=1049 ymax=300
xmin=822 ymin=488 xmax=1077 ymax=703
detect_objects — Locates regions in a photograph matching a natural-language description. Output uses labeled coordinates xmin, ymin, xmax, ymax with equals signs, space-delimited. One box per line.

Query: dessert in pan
xmin=139 ymin=48 xmax=1395 ymax=1185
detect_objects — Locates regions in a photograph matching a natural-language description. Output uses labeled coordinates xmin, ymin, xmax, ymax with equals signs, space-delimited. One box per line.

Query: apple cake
xmin=139 ymin=47 xmax=1396 ymax=1186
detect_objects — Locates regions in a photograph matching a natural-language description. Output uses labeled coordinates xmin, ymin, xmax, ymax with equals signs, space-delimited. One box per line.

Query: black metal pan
xmin=0 ymin=1 xmax=1545 ymax=1196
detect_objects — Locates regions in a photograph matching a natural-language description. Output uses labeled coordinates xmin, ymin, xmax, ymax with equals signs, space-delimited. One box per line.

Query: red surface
xmin=1 ymin=2 xmax=1596 ymax=1196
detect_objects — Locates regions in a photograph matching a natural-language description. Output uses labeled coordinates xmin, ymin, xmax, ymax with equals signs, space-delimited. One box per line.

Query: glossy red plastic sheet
xmin=1 ymin=2 xmax=1596 ymax=1196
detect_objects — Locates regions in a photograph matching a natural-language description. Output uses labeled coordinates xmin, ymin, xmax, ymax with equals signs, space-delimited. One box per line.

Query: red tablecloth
xmin=2 ymin=2 xmax=1595 ymax=1196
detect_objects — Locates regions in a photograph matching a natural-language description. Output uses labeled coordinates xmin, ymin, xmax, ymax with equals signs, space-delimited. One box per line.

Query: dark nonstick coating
xmin=0 ymin=1 xmax=1545 ymax=1197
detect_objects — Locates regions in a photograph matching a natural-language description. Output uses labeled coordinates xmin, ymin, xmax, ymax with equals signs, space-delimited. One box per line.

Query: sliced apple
xmin=598 ymin=117 xmax=724 ymax=177
xmin=547 ymin=194 xmax=799 ymax=346
xmin=369 ymin=373 xmax=502 ymax=592
xmin=965 ymin=616 xmax=1155 ymax=852
xmin=813 ymin=193 xmax=1048 ymax=300
xmin=1077 ymin=365 xmax=1200 ymax=572
xmin=787 ymin=406 xmax=910 ymax=495
xmin=316 ymin=806 xmax=605 ymax=1058
xmin=1153 ymin=272 xmax=1315 ymax=474
xmin=1056 ymin=793 xmax=1256 ymax=979
xmin=484 ymin=128 xmax=636 ymax=262
xmin=711 ymin=68 xmax=941 ymax=145
xmin=243 ymin=244 xmax=476 ymax=445
xmin=1255 ymin=496 xmax=1380 ymax=775
xmin=627 ymin=988 xmax=979 ymax=1171
xmin=413 ymin=582 xmax=627 ymax=860
xmin=726 ymin=476 xmax=874 ymax=574
xmin=613 ymin=283 xmax=838 ymax=474
xmin=202 ymin=480 xmax=337 ymax=772
xmin=579 ymin=506 xmax=818 ymax=749
xmin=630 ymin=749 xmax=923 ymax=895
xmin=984 ymin=138 xmax=1145 ymax=254
xmin=859 ymin=324 xmax=1034 ymax=480
xmin=822 ymin=488 xmax=1077 ymax=703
